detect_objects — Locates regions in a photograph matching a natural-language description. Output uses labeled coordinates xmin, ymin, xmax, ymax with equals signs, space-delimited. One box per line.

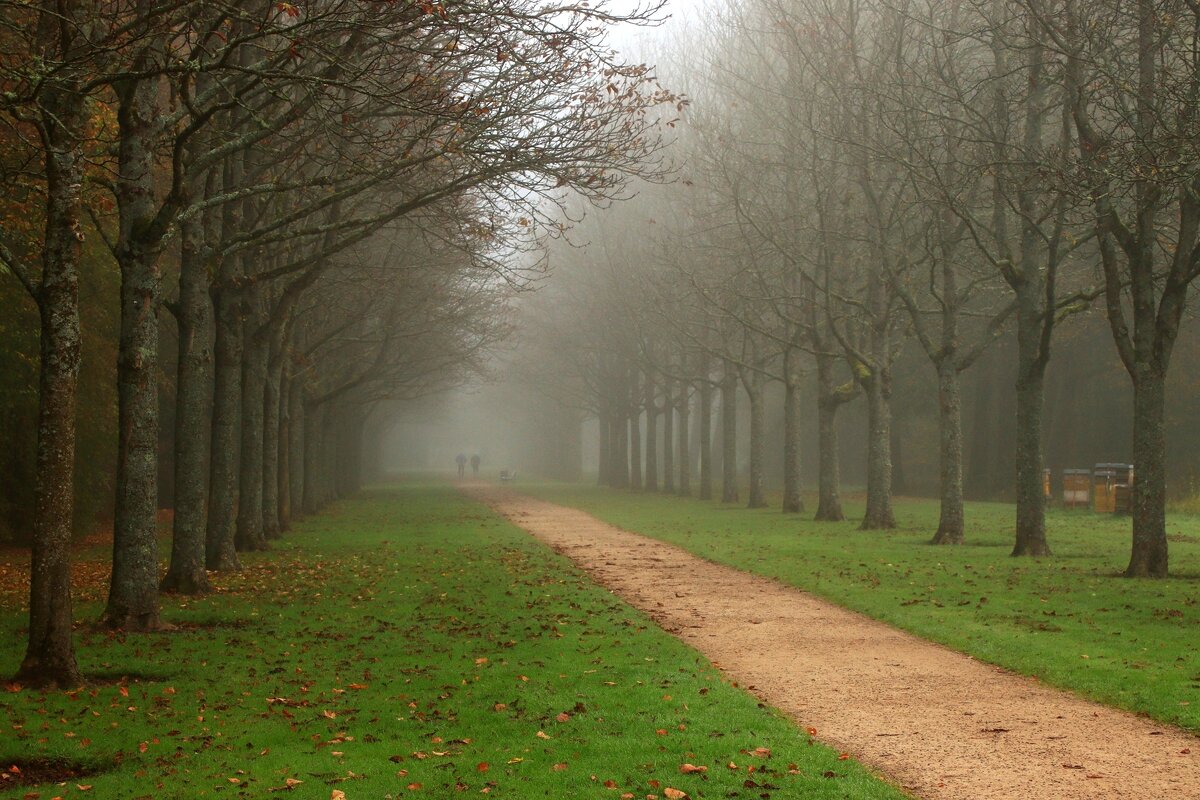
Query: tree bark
xmin=643 ymin=376 xmax=658 ymax=491
xmin=860 ymin=367 xmax=896 ymax=530
xmin=698 ymin=378 xmax=713 ymax=501
xmin=1127 ymin=370 xmax=1168 ymax=576
xmin=1012 ymin=352 xmax=1051 ymax=556
xmin=104 ymin=70 xmax=166 ymax=631
xmin=721 ymin=362 xmax=739 ymax=503
xmin=277 ymin=372 xmax=291 ymax=533
xmin=814 ymin=353 xmax=846 ymax=522
xmin=235 ymin=325 xmax=269 ymax=551
xmin=612 ymin=408 xmax=629 ymax=488
xmin=662 ymin=379 xmax=675 ymax=493
xmin=782 ymin=354 xmax=803 ymax=513
xmin=288 ymin=378 xmax=304 ymax=520
xmin=677 ymin=383 xmax=691 ymax=496
xmin=162 ymin=209 xmax=213 ymax=594
xmin=16 ymin=70 xmax=87 ymax=686
xmin=205 ymin=153 xmax=244 ymax=570
xmin=931 ymin=363 xmax=965 ymax=544
xmin=261 ymin=361 xmax=282 ymax=539
xmin=303 ymin=398 xmax=324 ymax=514
xmin=744 ymin=370 xmax=767 ymax=509
xmin=597 ymin=413 xmax=610 ymax=486
xmin=629 ymin=407 xmax=642 ymax=490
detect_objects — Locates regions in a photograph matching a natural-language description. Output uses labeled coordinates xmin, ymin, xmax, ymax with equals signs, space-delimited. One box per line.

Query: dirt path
xmin=466 ymin=485 xmax=1200 ymax=800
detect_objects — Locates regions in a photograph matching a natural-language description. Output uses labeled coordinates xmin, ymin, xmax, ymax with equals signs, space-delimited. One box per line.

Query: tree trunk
xmin=612 ymin=409 xmax=629 ymax=488
xmin=104 ymin=72 xmax=166 ymax=631
xmin=860 ymin=368 xmax=896 ymax=530
xmin=629 ymin=408 xmax=642 ymax=490
xmin=644 ymin=377 xmax=658 ymax=491
xmin=16 ymin=80 xmax=87 ymax=686
xmin=721 ymin=363 xmax=739 ymax=503
xmin=931 ymin=363 xmax=965 ymax=544
xmin=235 ymin=329 xmax=269 ymax=551
xmin=782 ymin=368 xmax=803 ymax=514
xmin=277 ymin=372 xmax=291 ymax=534
xmin=303 ymin=399 xmax=323 ymax=514
xmin=814 ymin=354 xmax=846 ymax=522
xmin=597 ymin=413 xmax=610 ymax=486
xmin=162 ymin=211 xmax=213 ymax=594
xmin=1127 ymin=370 xmax=1168 ymax=576
xmin=698 ymin=379 xmax=713 ymax=501
xmin=677 ymin=384 xmax=691 ymax=496
xmin=1012 ymin=358 xmax=1051 ymax=556
xmin=261 ymin=362 xmax=282 ymax=540
xmin=745 ymin=371 xmax=767 ymax=509
xmin=288 ymin=378 xmax=304 ymax=520
xmin=662 ymin=380 xmax=675 ymax=493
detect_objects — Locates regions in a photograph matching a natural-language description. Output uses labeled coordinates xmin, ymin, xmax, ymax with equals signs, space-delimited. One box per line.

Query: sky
xmin=607 ymin=0 xmax=712 ymax=50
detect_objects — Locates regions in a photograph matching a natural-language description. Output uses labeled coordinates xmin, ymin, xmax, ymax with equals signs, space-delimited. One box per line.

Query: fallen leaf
xmin=664 ymin=789 xmax=687 ymax=799
xmin=477 ymin=763 xmax=489 ymax=772
xmin=679 ymin=764 xmax=707 ymax=774
xmin=555 ymin=712 xmax=571 ymax=722
xmin=536 ymin=731 xmax=551 ymax=739
xmin=552 ymin=763 xmax=568 ymax=772
xmin=332 ymin=791 xmax=347 ymax=800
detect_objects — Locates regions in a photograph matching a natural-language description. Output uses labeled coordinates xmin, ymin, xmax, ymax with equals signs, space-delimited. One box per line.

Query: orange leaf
xmin=477 ymin=762 xmax=489 ymax=772
xmin=679 ymin=764 xmax=707 ymax=774
xmin=664 ymin=788 xmax=687 ymax=799
xmin=552 ymin=763 xmax=568 ymax=772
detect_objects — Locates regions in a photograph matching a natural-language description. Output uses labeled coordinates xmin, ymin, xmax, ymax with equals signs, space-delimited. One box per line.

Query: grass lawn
xmin=519 ymin=482 xmax=1200 ymax=734
xmin=0 ymin=483 xmax=908 ymax=800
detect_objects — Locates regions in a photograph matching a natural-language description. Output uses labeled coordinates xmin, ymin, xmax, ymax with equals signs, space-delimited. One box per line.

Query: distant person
xmin=455 ymin=453 xmax=466 ymax=478
xmin=470 ymin=454 xmax=481 ymax=476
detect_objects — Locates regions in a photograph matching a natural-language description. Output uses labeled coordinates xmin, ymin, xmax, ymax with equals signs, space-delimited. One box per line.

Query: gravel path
xmin=466 ymin=485 xmax=1200 ymax=800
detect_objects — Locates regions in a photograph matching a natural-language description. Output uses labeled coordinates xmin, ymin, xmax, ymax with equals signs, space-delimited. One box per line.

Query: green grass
xmin=518 ymin=481 xmax=1200 ymax=734
xmin=0 ymin=483 xmax=908 ymax=800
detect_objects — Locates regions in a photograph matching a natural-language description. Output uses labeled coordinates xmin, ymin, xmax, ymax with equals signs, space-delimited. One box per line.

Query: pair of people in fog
xmin=456 ymin=453 xmax=481 ymax=478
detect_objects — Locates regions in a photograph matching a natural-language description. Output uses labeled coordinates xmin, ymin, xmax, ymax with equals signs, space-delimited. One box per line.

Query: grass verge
xmin=0 ymin=483 xmax=908 ymax=800
xmin=518 ymin=482 xmax=1200 ymax=734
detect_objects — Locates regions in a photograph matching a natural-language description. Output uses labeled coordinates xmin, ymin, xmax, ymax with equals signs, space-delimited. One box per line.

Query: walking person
xmin=455 ymin=453 xmax=467 ymax=478
xmin=470 ymin=454 xmax=481 ymax=477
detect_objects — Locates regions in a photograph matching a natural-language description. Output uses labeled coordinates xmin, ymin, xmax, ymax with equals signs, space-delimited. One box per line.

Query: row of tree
xmin=517 ymin=0 xmax=1200 ymax=579
xmin=1 ymin=1 xmax=674 ymax=688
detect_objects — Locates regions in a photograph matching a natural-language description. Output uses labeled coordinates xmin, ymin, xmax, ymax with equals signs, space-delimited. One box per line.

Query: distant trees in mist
xmin=517 ymin=0 xmax=1200 ymax=580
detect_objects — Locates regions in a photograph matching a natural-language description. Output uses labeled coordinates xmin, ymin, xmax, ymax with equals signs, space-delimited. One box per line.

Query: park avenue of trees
xmin=506 ymin=0 xmax=1200 ymax=582
xmin=0 ymin=0 xmax=676 ymax=687
xmin=5 ymin=0 xmax=1200 ymax=694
